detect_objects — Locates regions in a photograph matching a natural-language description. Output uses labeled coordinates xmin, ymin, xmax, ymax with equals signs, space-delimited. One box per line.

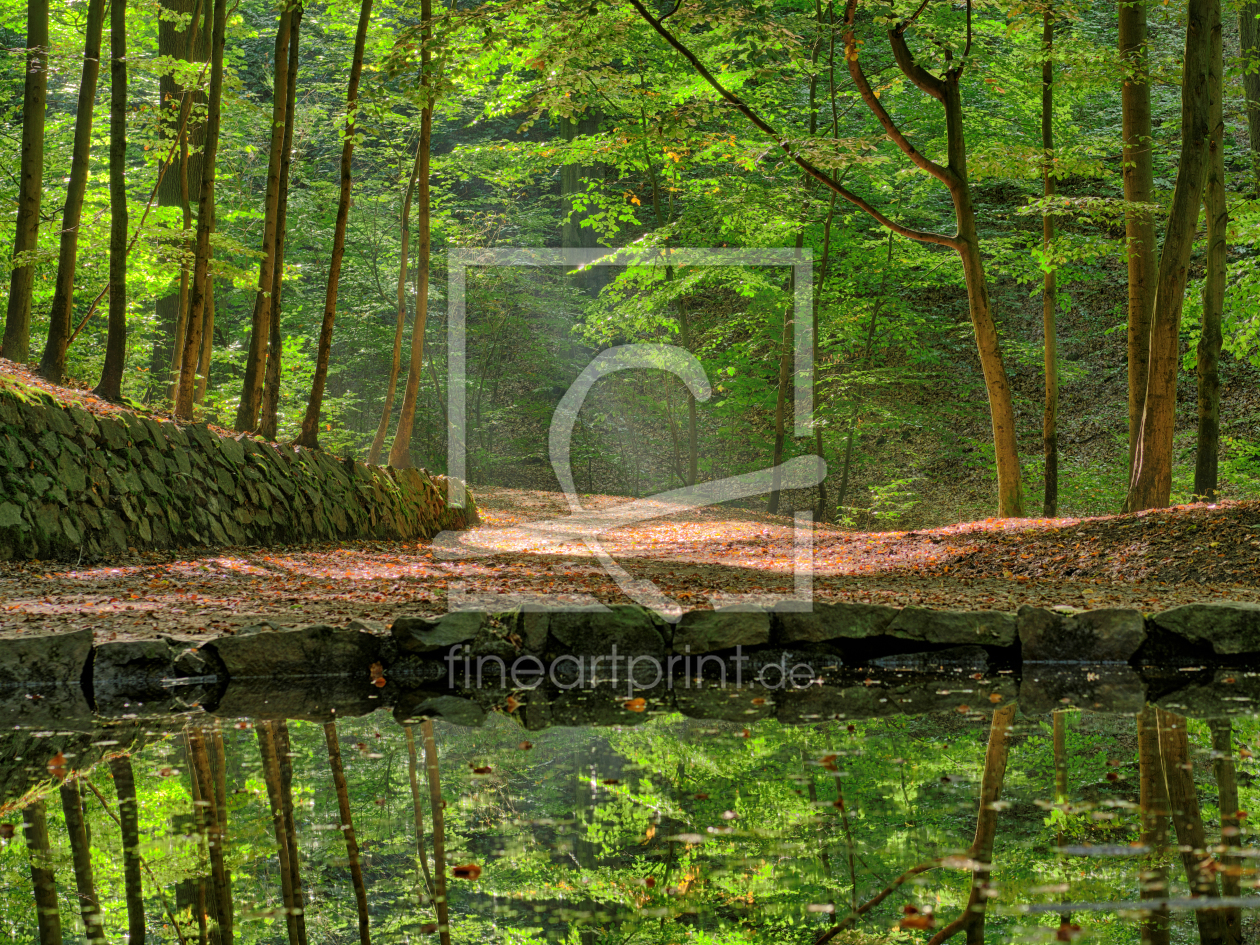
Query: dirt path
xmin=1 ymin=486 xmax=1256 ymax=641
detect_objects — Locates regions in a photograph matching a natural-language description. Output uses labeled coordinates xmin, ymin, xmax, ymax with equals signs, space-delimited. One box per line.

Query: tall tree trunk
xmin=404 ymin=725 xmax=437 ymax=901
xmin=1136 ymin=707 xmax=1170 ymax=945
xmin=24 ymin=800 xmax=63 ymax=945
xmin=60 ymin=782 xmax=106 ymax=945
xmin=175 ymin=0 xmax=228 ymax=419
xmin=1195 ymin=0 xmax=1224 ymax=501
xmin=388 ymin=0 xmax=434 ymax=468
xmin=274 ymin=722 xmax=307 ymax=945
xmin=768 ymin=260 xmax=796 ymax=515
xmin=421 ymin=720 xmax=451 ymax=945
xmin=1155 ymin=709 xmax=1227 ymax=945
xmin=111 ymin=755 xmax=147 ymax=945
xmin=1241 ymin=0 xmax=1260 ymax=189
xmin=258 ymin=723 xmax=300 ymax=945
xmin=1208 ymin=719 xmax=1242 ymax=944
xmin=1051 ymin=709 xmax=1070 ymax=925
xmin=259 ymin=6 xmax=302 ymax=442
xmin=1 ymin=0 xmax=49 ymax=364
xmin=296 ymin=0 xmax=373 ymax=449
xmin=1120 ymin=0 xmax=1157 ymax=475
xmin=94 ymin=0 xmax=129 ymax=401
xmin=1124 ymin=0 xmax=1215 ymax=512
xmin=235 ymin=6 xmax=293 ymax=432
xmin=324 ymin=722 xmax=370 ymax=945
xmin=369 ymin=147 xmax=422 ymax=465
xmin=189 ymin=729 xmax=232 ymax=945
xmin=37 ymin=0 xmax=105 ymax=383
xmin=195 ymin=274 xmax=215 ymax=405
xmin=1042 ymin=9 xmax=1059 ymax=517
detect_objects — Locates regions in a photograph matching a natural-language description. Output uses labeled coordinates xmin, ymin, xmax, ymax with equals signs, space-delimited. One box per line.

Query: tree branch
xmin=886 ymin=21 xmax=947 ymax=101
xmin=626 ymin=0 xmax=960 ymax=248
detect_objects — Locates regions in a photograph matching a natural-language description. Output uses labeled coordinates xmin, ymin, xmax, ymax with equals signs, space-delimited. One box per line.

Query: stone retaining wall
xmin=0 ymin=382 xmax=477 ymax=561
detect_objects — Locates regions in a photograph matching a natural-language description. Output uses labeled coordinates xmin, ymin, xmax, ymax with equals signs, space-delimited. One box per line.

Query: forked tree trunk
xmin=404 ymin=725 xmax=437 ymax=900
xmin=1208 ymin=719 xmax=1242 ymax=943
xmin=324 ymin=722 xmax=370 ymax=945
xmin=1124 ymin=0 xmax=1215 ymax=511
xmin=259 ymin=6 xmax=302 ymax=442
xmin=1 ymin=0 xmax=49 ymax=364
xmin=111 ymin=755 xmax=147 ymax=945
xmin=1155 ymin=709 xmax=1227 ymax=945
xmin=388 ymin=0 xmax=434 ymax=468
xmin=38 ymin=0 xmax=105 ymax=384
xmin=23 ymin=799 xmax=63 ymax=945
xmin=1120 ymin=0 xmax=1157 ymax=476
xmin=296 ymin=0 xmax=373 ymax=449
xmin=61 ymin=781 xmax=107 ymax=945
xmin=175 ymin=0 xmax=228 ymax=419
xmin=93 ymin=0 xmax=129 ymax=401
xmin=1136 ymin=707 xmax=1170 ymax=945
xmin=1042 ymin=9 xmax=1059 ymax=517
xmin=235 ymin=5 xmax=293 ymax=432
xmin=1195 ymin=0 xmax=1224 ymax=501
xmin=258 ymin=722 xmax=300 ymax=945
xmin=421 ymin=720 xmax=451 ymax=945
xmin=369 ymin=148 xmax=422 ymax=465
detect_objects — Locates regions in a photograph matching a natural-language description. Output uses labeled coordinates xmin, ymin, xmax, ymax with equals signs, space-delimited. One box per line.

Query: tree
xmin=1207 ymin=719 xmax=1242 ymax=943
xmin=1041 ymin=6 xmax=1059 ymax=517
xmin=421 ymin=719 xmax=451 ymax=945
xmin=60 ymin=781 xmax=107 ymax=945
xmin=296 ymin=0 xmax=374 ymax=449
xmin=23 ymin=798 xmax=63 ymax=945
xmin=1241 ymin=0 xmax=1260 ymax=188
xmin=258 ymin=722 xmax=301 ymax=945
xmin=1124 ymin=0 xmax=1215 ymax=512
xmin=324 ymin=721 xmax=371 ymax=945
xmin=110 ymin=756 xmax=147 ymax=945
xmin=1136 ymin=707 xmax=1170 ymax=945
xmin=1 ymin=0 xmax=49 ymax=364
xmin=94 ymin=0 xmax=130 ymax=401
xmin=236 ymin=3 xmax=295 ymax=432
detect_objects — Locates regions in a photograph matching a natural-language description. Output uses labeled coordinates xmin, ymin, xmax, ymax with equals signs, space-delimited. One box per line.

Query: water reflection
xmin=1 ymin=703 xmax=1258 ymax=944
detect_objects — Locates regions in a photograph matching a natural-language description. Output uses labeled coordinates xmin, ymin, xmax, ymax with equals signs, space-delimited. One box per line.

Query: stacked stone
xmin=0 ymin=385 xmax=478 ymax=561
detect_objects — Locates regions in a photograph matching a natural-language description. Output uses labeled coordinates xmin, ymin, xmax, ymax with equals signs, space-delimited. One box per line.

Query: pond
xmin=1 ymin=670 xmax=1256 ymax=945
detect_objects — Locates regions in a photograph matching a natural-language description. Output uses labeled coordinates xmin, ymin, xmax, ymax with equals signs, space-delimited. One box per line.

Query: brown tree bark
xmin=2 ymin=0 xmax=49 ymax=364
xmin=1042 ymin=9 xmax=1059 ymax=517
xmin=195 ymin=274 xmax=215 ymax=405
xmin=274 ymin=722 xmax=307 ymax=945
xmin=1137 ymin=707 xmax=1170 ymax=945
xmin=37 ymin=0 xmax=105 ymax=384
xmin=324 ymin=722 xmax=370 ymax=945
xmin=189 ymin=729 xmax=232 ymax=945
xmin=258 ymin=722 xmax=300 ymax=945
xmin=1195 ymin=0 xmax=1224 ymax=501
xmin=60 ymin=781 xmax=106 ymax=945
xmin=111 ymin=755 xmax=147 ymax=945
xmin=404 ymin=725 xmax=437 ymax=901
xmin=296 ymin=0 xmax=373 ymax=449
xmin=1155 ymin=709 xmax=1227 ymax=945
xmin=175 ymin=0 xmax=228 ymax=419
xmin=235 ymin=5 xmax=294 ymax=432
xmin=23 ymin=799 xmax=63 ymax=945
xmin=93 ymin=0 xmax=129 ymax=401
xmin=1120 ymin=0 xmax=1157 ymax=476
xmin=388 ymin=0 xmax=434 ymax=468
xmin=1241 ymin=0 xmax=1260 ymax=189
xmin=259 ymin=6 xmax=302 ymax=442
xmin=768 ymin=260 xmax=797 ymax=515
xmin=1208 ymin=719 xmax=1242 ymax=943
xmin=1125 ymin=0 xmax=1215 ymax=511
xmin=421 ymin=720 xmax=451 ymax=945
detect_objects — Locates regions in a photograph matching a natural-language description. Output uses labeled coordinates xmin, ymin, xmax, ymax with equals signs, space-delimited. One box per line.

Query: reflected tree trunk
xmin=60 ymin=781 xmax=106 ymax=945
xmin=1051 ymin=709 xmax=1070 ymax=926
xmin=111 ymin=755 xmax=147 ymax=945
xmin=189 ymin=728 xmax=232 ymax=945
xmin=324 ymin=721 xmax=371 ymax=945
xmin=1137 ymin=707 xmax=1170 ymax=945
xmin=1208 ymin=719 xmax=1241 ymax=944
xmin=275 ymin=722 xmax=307 ymax=945
xmin=258 ymin=722 xmax=300 ymax=945
xmin=422 ymin=720 xmax=451 ymax=945
xmin=24 ymin=799 xmax=63 ymax=945
xmin=405 ymin=725 xmax=437 ymax=900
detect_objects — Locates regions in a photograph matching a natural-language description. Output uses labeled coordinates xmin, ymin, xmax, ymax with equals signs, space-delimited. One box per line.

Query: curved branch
xmin=887 ymin=24 xmax=947 ymax=101
xmin=813 ymin=859 xmax=939 ymax=944
xmin=626 ymin=0 xmax=960 ymax=249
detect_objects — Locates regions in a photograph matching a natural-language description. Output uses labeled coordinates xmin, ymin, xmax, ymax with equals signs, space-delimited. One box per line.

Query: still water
xmin=1 ymin=696 xmax=1256 ymax=944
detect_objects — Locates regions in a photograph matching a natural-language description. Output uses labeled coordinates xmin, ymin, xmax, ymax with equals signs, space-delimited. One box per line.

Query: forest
xmin=1 ymin=0 xmax=1258 ymax=525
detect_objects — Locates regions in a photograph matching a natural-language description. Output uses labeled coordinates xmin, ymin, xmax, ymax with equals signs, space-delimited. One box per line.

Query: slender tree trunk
xmin=259 ymin=6 xmax=302 ymax=442
xmin=404 ymin=725 xmax=437 ymax=900
xmin=388 ymin=0 xmax=434 ymax=468
xmin=111 ymin=755 xmax=147 ymax=945
xmin=1208 ymin=719 xmax=1242 ymax=944
xmin=421 ymin=720 xmax=451 ymax=945
xmin=324 ymin=722 xmax=370 ymax=945
xmin=1121 ymin=0 xmax=1157 ymax=475
xmin=189 ymin=729 xmax=232 ymax=945
xmin=24 ymin=800 xmax=63 ymax=945
xmin=1124 ymin=0 xmax=1215 ymax=511
xmin=1195 ymin=0 xmax=1224 ymax=501
xmin=1042 ymin=9 xmax=1059 ymax=517
xmin=768 ymin=261 xmax=796 ymax=515
xmin=38 ymin=0 xmax=105 ymax=383
xmin=1051 ymin=709 xmax=1070 ymax=925
xmin=1136 ymin=707 xmax=1170 ymax=945
xmin=195 ymin=274 xmax=214 ymax=405
xmin=94 ymin=0 xmax=129 ymax=401
xmin=60 ymin=782 xmax=106 ymax=945
xmin=258 ymin=723 xmax=300 ymax=945
xmin=274 ymin=722 xmax=307 ymax=945
xmin=1241 ymin=0 xmax=1260 ymax=189
xmin=1155 ymin=709 xmax=1226 ymax=945
xmin=175 ymin=0 xmax=228 ymax=419
xmin=296 ymin=0 xmax=373 ymax=448
xmin=369 ymin=147 xmax=422 ymax=464
xmin=2 ymin=0 xmax=49 ymax=363
xmin=235 ymin=6 xmax=293 ymax=432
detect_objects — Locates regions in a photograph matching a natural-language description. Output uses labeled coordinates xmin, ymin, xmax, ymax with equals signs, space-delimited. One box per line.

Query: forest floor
xmin=0 ymin=485 xmax=1257 ymax=641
